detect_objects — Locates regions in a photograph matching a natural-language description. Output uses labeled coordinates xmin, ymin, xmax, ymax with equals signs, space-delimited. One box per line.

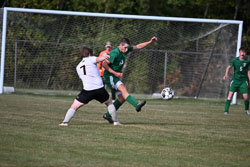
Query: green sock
xmin=126 ymin=95 xmax=138 ymax=108
xmin=224 ymin=100 xmax=231 ymax=113
xmin=105 ymin=112 xmax=111 ymax=117
xmin=244 ymin=100 xmax=249 ymax=110
xmin=111 ymin=89 xmax=116 ymax=101
xmin=114 ymin=99 xmax=122 ymax=110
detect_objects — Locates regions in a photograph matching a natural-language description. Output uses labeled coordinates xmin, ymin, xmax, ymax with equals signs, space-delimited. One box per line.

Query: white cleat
xmin=224 ymin=112 xmax=229 ymax=115
xmin=245 ymin=110 xmax=250 ymax=116
xmin=113 ymin=122 xmax=122 ymax=126
xmin=59 ymin=122 xmax=68 ymax=126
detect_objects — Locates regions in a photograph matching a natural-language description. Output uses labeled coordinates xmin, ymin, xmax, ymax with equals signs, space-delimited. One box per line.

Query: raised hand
xmin=150 ymin=36 xmax=158 ymax=43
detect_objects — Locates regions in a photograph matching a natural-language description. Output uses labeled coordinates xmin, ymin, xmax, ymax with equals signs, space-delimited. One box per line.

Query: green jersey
xmin=104 ymin=46 xmax=133 ymax=77
xmin=230 ymin=57 xmax=250 ymax=81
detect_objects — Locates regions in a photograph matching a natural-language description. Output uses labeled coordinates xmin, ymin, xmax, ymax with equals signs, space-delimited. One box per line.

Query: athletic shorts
xmin=104 ymin=75 xmax=123 ymax=95
xmin=229 ymin=80 xmax=248 ymax=94
xmin=76 ymin=87 xmax=109 ymax=104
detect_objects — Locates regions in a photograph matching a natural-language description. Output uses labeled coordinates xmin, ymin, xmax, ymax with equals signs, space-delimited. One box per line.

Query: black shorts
xmin=76 ymin=87 xmax=109 ymax=104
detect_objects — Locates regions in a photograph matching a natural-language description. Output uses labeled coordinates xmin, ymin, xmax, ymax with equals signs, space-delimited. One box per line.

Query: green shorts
xmin=104 ymin=75 xmax=123 ymax=91
xmin=229 ymin=80 xmax=248 ymax=94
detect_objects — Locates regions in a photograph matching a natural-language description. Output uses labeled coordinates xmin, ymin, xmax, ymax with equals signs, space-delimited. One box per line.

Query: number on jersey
xmin=80 ymin=65 xmax=86 ymax=75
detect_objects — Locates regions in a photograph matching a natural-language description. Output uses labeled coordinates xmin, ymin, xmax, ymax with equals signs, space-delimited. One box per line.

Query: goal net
xmin=0 ymin=8 xmax=242 ymax=99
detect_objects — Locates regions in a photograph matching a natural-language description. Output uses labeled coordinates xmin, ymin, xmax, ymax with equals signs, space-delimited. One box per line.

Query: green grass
xmin=0 ymin=94 xmax=250 ymax=167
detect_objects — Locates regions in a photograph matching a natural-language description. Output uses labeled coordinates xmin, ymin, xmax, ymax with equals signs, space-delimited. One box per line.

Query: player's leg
xmin=103 ymin=91 xmax=125 ymax=121
xmin=240 ymin=81 xmax=250 ymax=116
xmin=103 ymin=99 xmax=120 ymax=125
xmin=102 ymin=75 xmax=126 ymax=122
xmin=104 ymin=75 xmax=125 ymax=111
xmin=94 ymin=87 xmax=118 ymax=124
xmin=59 ymin=99 xmax=85 ymax=126
xmin=103 ymin=91 xmax=124 ymax=123
xmin=59 ymin=89 xmax=90 ymax=126
xmin=117 ymin=84 xmax=146 ymax=112
xmin=224 ymin=80 xmax=237 ymax=115
xmin=111 ymin=89 xmax=116 ymax=102
xmin=242 ymin=93 xmax=250 ymax=115
xmin=114 ymin=92 xmax=125 ymax=110
xmin=224 ymin=91 xmax=234 ymax=115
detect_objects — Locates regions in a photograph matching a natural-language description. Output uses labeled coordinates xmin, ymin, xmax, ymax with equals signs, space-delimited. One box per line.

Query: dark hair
xmin=80 ymin=47 xmax=93 ymax=58
xmin=120 ymin=38 xmax=130 ymax=45
xmin=239 ymin=47 xmax=246 ymax=52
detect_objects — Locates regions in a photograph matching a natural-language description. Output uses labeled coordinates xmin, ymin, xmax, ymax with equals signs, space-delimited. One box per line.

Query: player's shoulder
xmin=110 ymin=47 xmax=119 ymax=56
xmin=229 ymin=57 xmax=238 ymax=66
xmin=231 ymin=57 xmax=239 ymax=62
xmin=128 ymin=45 xmax=134 ymax=51
xmin=111 ymin=47 xmax=119 ymax=53
xmin=83 ymin=56 xmax=97 ymax=64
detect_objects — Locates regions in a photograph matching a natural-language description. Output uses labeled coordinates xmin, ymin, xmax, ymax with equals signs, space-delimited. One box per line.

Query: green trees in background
xmin=0 ymin=0 xmax=248 ymax=96
xmin=1 ymin=0 xmax=249 ymax=49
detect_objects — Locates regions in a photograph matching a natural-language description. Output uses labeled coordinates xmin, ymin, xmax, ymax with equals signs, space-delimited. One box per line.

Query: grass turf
xmin=0 ymin=94 xmax=250 ymax=167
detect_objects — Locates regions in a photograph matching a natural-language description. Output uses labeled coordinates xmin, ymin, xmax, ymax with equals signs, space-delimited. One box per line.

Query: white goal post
xmin=0 ymin=7 xmax=243 ymax=101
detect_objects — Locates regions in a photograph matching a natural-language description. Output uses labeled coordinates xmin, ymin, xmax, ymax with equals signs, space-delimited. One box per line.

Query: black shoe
xmin=136 ymin=101 xmax=146 ymax=112
xmin=103 ymin=113 xmax=114 ymax=124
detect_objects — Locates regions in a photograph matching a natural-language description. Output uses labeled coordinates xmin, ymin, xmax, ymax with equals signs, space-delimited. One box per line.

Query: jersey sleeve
xmin=89 ymin=56 xmax=97 ymax=64
xmin=248 ymin=60 xmax=250 ymax=70
xmin=229 ymin=58 xmax=235 ymax=67
xmin=107 ymin=51 xmax=117 ymax=64
xmin=128 ymin=45 xmax=133 ymax=52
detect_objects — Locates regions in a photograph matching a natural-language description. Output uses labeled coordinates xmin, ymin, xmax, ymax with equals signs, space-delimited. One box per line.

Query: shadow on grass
xmin=69 ymin=121 xmax=202 ymax=127
xmin=122 ymin=122 xmax=202 ymax=126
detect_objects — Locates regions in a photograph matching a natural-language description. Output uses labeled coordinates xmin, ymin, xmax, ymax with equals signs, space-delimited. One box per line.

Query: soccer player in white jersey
xmin=59 ymin=47 xmax=120 ymax=126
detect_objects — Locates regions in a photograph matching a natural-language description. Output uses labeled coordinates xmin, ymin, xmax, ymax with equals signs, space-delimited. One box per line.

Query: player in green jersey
xmin=102 ymin=37 xmax=158 ymax=123
xmin=223 ymin=47 xmax=250 ymax=116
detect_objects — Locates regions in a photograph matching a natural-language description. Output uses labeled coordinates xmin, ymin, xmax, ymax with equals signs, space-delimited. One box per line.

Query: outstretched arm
xmin=223 ymin=65 xmax=231 ymax=80
xmin=133 ymin=36 xmax=157 ymax=50
xmin=96 ymin=55 xmax=110 ymax=63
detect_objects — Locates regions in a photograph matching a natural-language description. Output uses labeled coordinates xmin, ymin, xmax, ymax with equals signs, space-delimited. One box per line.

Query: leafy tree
xmin=1 ymin=0 xmax=249 ymax=94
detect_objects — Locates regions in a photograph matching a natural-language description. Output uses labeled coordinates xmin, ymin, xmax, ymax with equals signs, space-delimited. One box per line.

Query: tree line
xmin=1 ymin=0 xmax=249 ymax=50
xmin=0 ymin=0 xmax=247 ymax=98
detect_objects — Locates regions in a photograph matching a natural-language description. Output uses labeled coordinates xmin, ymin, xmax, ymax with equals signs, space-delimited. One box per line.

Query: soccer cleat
xmin=103 ymin=113 xmax=114 ymax=124
xmin=113 ymin=122 xmax=122 ymax=126
xmin=224 ymin=112 xmax=229 ymax=115
xmin=136 ymin=100 xmax=146 ymax=112
xmin=59 ymin=122 xmax=68 ymax=126
xmin=245 ymin=110 xmax=250 ymax=116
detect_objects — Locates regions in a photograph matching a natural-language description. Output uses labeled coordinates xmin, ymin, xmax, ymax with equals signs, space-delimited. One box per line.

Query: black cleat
xmin=136 ymin=101 xmax=146 ymax=112
xmin=103 ymin=113 xmax=114 ymax=124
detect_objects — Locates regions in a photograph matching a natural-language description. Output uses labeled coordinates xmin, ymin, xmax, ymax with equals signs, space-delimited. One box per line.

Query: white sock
xmin=108 ymin=104 xmax=118 ymax=122
xmin=62 ymin=108 xmax=76 ymax=123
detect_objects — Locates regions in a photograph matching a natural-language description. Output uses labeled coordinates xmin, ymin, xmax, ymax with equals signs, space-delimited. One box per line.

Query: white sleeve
xmin=89 ymin=56 xmax=97 ymax=64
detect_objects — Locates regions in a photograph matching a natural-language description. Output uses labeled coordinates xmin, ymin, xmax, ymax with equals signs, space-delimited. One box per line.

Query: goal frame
xmin=0 ymin=7 xmax=243 ymax=96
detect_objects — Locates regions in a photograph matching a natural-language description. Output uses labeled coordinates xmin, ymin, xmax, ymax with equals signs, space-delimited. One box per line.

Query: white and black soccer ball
xmin=161 ymin=87 xmax=174 ymax=100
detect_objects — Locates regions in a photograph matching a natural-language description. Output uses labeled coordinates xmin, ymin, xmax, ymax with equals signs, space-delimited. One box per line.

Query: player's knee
xmin=103 ymin=99 xmax=112 ymax=106
xmin=117 ymin=96 xmax=125 ymax=103
xmin=71 ymin=99 xmax=84 ymax=110
xmin=243 ymin=94 xmax=248 ymax=100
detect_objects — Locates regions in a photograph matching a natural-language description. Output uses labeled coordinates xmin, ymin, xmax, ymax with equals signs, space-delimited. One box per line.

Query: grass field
xmin=0 ymin=93 xmax=250 ymax=167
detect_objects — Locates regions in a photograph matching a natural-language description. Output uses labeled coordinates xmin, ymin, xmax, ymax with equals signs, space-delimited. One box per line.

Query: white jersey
xmin=76 ymin=56 xmax=104 ymax=91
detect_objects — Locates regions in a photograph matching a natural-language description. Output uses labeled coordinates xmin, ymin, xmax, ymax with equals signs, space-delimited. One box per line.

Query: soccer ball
xmin=161 ymin=87 xmax=174 ymax=100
